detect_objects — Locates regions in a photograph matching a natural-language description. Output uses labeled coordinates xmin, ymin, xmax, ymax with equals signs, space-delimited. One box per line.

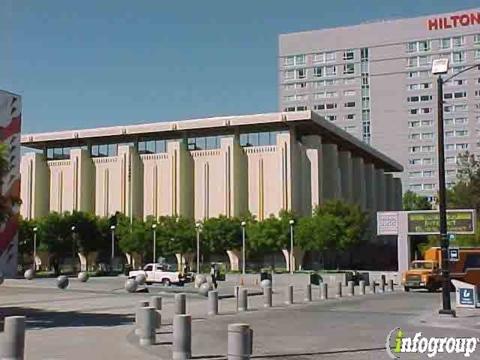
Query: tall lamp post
xmin=195 ymin=222 xmax=201 ymax=274
xmin=71 ymin=225 xmax=76 ymax=272
xmin=152 ymin=223 xmax=157 ymax=264
xmin=32 ymin=226 xmax=38 ymax=271
xmin=431 ymin=59 xmax=479 ymax=317
xmin=289 ymin=219 xmax=295 ymax=274
xmin=110 ymin=225 xmax=116 ymax=263
xmin=241 ymin=221 xmax=246 ymax=275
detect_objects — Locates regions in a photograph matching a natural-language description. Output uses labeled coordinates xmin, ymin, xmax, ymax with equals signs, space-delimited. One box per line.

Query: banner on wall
xmin=0 ymin=90 xmax=21 ymax=277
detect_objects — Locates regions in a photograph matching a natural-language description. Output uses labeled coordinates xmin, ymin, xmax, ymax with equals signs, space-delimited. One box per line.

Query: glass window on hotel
xmin=325 ymin=51 xmax=336 ymax=62
xmin=343 ymin=63 xmax=355 ymax=75
xmin=452 ymin=51 xmax=465 ymax=64
xmin=343 ymin=49 xmax=354 ymax=61
xmin=475 ymin=34 xmax=480 ymax=44
xmin=440 ymin=38 xmax=451 ymax=49
xmin=452 ymin=36 xmax=465 ymax=48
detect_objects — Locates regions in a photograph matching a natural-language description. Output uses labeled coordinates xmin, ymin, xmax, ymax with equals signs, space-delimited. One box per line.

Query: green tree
xmin=116 ymin=215 xmax=150 ymax=262
xmin=66 ymin=211 xmax=105 ymax=255
xmin=446 ymin=152 xmax=480 ymax=212
xmin=18 ymin=217 xmax=37 ymax=263
xmin=201 ymin=216 xmax=242 ymax=255
xmin=402 ymin=190 xmax=432 ymax=211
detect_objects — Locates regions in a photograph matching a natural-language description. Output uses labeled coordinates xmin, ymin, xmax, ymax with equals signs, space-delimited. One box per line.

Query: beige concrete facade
xmin=20 ymin=111 xmax=403 ymax=222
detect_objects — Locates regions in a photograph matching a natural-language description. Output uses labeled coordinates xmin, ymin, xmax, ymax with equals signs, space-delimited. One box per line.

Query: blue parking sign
xmin=459 ymin=288 xmax=475 ymax=306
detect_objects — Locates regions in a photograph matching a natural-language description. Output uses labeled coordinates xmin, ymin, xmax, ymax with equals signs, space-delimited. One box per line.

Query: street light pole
xmin=71 ymin=225 xmax=76 ymax=273
xmin=110 ymin=225 xmax=115 ymax=262
xmin=33 ymin=227 xmax=38 ymax=271
xmin=195 ymin=222 xmax=201 ymax=274
xmin=241 ymin=221 xmax=246 ymax=276
xmin=289 ymin=219 xmax=295 ymax=275
xmin=435 ymin=74 xmax=454 ymax=316
xmin=152 ymin=224 xmax=157 ymax=264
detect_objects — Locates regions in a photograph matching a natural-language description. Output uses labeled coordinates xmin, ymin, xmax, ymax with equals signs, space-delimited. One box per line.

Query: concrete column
xmin=302 ymin=135 xmax=323 ymax=211
xmin=20 ymin=152 xmax=50 ymax=219
xmin=338 ymin=151 xmax=353 ymax=203
xmin=335 ymin=282 xmax=342 ymax=298
xmin=150 ymin=296 xmax=162 ymax=329
xmin=238 ymin=288 xmax=248 ymax=312
xmin=118 ymin=145 xmax=143 ymax=219
xmin=227 ymin=323 xmax=252 ymax=360
xmin=364 ymin=163 xmax=377 ymax=212
xmin=320 ymin=282 xmax=328 ymax=300
xmin=138 ymin=307 xmax=156 ymax=346
xmin=305 ymin=284 xmax=312 ymax=302
xmin=135 ymin=300 xmax=150 ymax=336
xmin=285 ymin=285 xmax=293 ymax=305
xmin=208 ymin=290 xmax=218 ymax=316
xmin=347 ymin=281 xmax=354 ymax=296
xmin=172 ymin=314 xmax=192 ymax=360
xmin=359 ymin=280 xmax=366 ymax=295
xmin=70 ymin=148 xmax=94 ymax=213
xmin=227 ymin=250 xmax=241 ymax=272
xmin=263 ymin=286 xmax=272 ymax=308
xmin=277 ymin=129 xmax=301 ymax=214
xmin=0 ymin=316 xmax=25 ymax=359
xmin=388 ymin=279 xmax=394 ymax=292
xmin=370 ymin=282 xmax=377 ymax=294
xmin=175 ymin=293 xmax=187 ymax=315
xmin=321 ymin=143 xmax=339 ymax=201
xmin=375 ymin=168 xmax=386 ymax=211
xmin=351 ymin=157 xmax=367 ymax=209
xmin=385 ymin=174 xmax=394 ymax=211
xmin=167 ymin=140 xmax=193 ymax=218
xmin=393 ymin=178 xmax=403 ymax=210
xmin=397 ymin=212 xmax=410 ymax=274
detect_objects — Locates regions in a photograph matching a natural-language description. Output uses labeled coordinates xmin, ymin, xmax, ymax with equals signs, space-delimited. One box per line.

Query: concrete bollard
xmin=285 ymin=285 xmax=293 ymax=305
xmin=388 ymin=279 xmax=394 ymax=292
xmin=335 ymin=282 xmax=342 ymax=298
xmin=150 ymin=296 xmax=162 ymax=329
xmin=263 ymin=286 xmax=272 ymax=308
xmin=370 ymin=282 xmax=377 ymax=294
xmin=172 ymin=314 xmax=192 ymax=360
xmin=379 ymin=277 xmax=386 ymax=293
xmin=135 ymin=300 xmax=150 ymax=335
xmin=238 ymin=288 xmax=248 ymax=312
xmin=138 ymin=307 xmax=156 ymax=346
xmin=347 ymin=281 xmax=354 ymax=296
xmin=208 ymin=290 xmax=219 ymax=316
xmin=320 ymin=282 xmax=328 ymax=300
xmin=228 ymin=323 xmax=252 ymax=360
xmin=175 ymin=293 xmax=187 ymax=315
xmin=359 ymin=280 xmax=366 ymax=295
xmin=0 ymin=316 xmax=26 ymax=360
xmin=305 ymin=284 xmax=312 ymax=302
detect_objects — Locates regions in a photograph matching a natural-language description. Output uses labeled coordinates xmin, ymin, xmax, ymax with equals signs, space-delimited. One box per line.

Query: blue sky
xmin=1 ymin=0 xmax=479 ymax=133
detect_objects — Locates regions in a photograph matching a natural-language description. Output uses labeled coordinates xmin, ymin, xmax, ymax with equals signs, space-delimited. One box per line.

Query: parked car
xmin=129 ymin=263 xmax=186 ymax=286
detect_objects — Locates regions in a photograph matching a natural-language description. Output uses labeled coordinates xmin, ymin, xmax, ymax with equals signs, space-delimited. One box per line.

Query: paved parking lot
xmin=1 ymin=276 xmax=478 ymax=359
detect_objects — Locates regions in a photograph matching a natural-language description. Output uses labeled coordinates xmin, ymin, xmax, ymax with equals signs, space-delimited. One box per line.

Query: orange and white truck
xmin=402 ymin=247 xmax=480 ymax=292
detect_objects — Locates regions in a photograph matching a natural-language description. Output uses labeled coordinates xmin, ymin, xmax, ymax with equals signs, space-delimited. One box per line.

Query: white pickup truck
xmin=128 ymin=263 xmax=185 ymax=286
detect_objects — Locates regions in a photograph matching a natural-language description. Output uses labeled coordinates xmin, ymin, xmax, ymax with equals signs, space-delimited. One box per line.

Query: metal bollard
xmin=0 ymin=316 xmax=26 ymax=360
xmin=336 ymin=282 xmax=342 ymax=298
xmin=370 ymin=282 xmax=377 ymax=294
xmin=172 ymin=314 xmax=192 ymax=360
xmin=175 ymin=293 xmax=187 ymax=315
xmin=238 ymin=288 xmax=248 ymax=312
xmin=208 ymin=290 xmax=219 ymax=316
xmin=135 ymin=300 xmax=150 ymax=335
xmin=388 ymin=279 xmax=394 ymax=292
xmin=379 ymin=277 xmax=386 ymax=293
xmin=285 ymin=285 xmax=293 ymax=305
xmin=263 ymin=286 xmax=272 ymax=308
xmin=320 ymin=282 xmax=328 ymax=300
xmin=138 ymin=307 xmax=156 ymax=346
xmin=228 ymin=323 xmax=252 ymax=360
xmin=359 ymin=280 xmax=366 ymax=295
xmin=305 ymin=284 xmax=312 ymax=302
xmin=348 ymin=281 xmax=354 ymax=296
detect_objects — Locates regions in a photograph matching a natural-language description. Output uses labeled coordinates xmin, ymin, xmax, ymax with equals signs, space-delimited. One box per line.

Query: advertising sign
xmin=407 ymin=210 xmax=475 ymax=235
xmin=0 ymin=91 xmax=21 ymax=277
xmin=452 ymin=279 xmax=478 ymax=309
xmin=377 ymin=211 xmax=399 ymax=235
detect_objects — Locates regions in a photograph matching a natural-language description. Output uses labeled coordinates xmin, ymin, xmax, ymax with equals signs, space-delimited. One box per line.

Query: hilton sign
xmin=428 ymin=12 xmax=480 ymax=30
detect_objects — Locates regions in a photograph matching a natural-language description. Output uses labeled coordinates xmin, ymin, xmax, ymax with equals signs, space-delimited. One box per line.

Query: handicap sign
xmin=452 ymin=279 xmax=478 ymax=308
xmin=449 ymin=247 xmax=460 ymax=262
xmin=460 ymin=288 xmax=475 ymax=306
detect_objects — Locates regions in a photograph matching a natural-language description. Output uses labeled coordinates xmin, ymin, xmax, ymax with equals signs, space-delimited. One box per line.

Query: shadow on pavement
xmin=0 ymin=307 xmax=133 ymax=330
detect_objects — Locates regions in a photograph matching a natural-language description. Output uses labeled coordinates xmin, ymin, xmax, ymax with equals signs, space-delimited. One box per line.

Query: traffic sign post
xmin=448 ymin=247 xmax=459 ymax=262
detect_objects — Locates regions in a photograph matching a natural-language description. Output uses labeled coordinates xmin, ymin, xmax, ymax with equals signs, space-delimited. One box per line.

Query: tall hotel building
xmin=279 ymin=8 xmax=480 ymax=201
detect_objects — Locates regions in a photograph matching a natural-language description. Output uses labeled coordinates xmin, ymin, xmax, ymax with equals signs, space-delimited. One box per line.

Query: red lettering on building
xmin=427 ymin=12 xmax=480 ymax=30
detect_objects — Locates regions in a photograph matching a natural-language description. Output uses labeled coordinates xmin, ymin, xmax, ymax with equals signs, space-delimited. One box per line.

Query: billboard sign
xmin=377 ymin=211 xmax=399 ymax=235
xmin=407 ymin=210 xmax=475 ymax=235
xmin=0 ymin=90 xmax=21 ymax=277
